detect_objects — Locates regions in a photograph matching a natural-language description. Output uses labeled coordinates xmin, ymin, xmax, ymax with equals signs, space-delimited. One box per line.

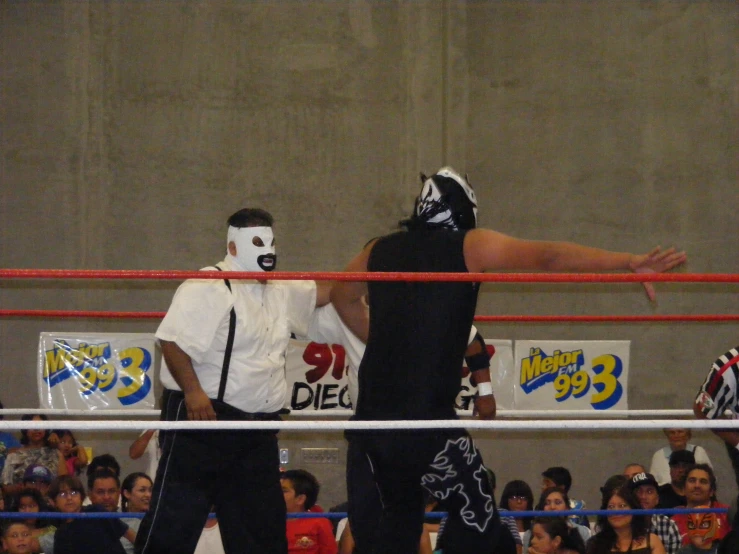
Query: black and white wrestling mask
xmin=414 ymin=166 xmax=478 ymax=230
xmin=227 ymin=226 xmax=277 ymax=272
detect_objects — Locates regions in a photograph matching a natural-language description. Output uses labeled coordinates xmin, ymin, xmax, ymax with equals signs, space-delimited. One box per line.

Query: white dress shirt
xmin=157 ymin=257 xmax=316 ymax=413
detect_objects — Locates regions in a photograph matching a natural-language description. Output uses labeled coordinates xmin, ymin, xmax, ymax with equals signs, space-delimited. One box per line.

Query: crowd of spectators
xmin=1 ymin=416 xmax=738 ymax=554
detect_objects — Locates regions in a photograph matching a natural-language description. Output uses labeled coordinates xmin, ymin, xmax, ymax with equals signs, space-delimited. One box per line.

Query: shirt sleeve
xmin=307 ymin=304 xmax=344 ymax=345
xmin=666 ymin=519 xmax=681 ymax=554
xmin=696 ymin=347 xmax=739 ymax=419
xmin=155 ymin=277 xmax=233 ymax=364
xmin=282 ymin=280 xmax=317 ymax=338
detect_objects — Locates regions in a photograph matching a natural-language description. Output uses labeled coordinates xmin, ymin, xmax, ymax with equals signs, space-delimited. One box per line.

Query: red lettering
xmin=303 ymin=343 xmax=332 ymax=383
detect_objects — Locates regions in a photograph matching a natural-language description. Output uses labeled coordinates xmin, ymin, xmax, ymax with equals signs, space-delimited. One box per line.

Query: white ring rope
xmin=0 ymin=419 xmax=737 ymax=432
xmin=0 ymin=408 xmax=710 ymax=418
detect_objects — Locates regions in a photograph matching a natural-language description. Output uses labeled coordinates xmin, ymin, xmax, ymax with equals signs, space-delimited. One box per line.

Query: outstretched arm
xmin=464 ymin=229 xmax=686 ymax=300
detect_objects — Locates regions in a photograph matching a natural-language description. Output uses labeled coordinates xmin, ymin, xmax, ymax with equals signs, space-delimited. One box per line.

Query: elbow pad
xmin=465 ymin=332 xmax=492 ymax=372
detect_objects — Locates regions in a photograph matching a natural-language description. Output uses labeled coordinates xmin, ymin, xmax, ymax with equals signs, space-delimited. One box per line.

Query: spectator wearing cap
xmin=658 ymin=450 xmax=695 ymax=509
xmin=21 ymin=464 xmax=53 ymax=505
xmin=672 ymin=464 xmax=730 ymax=551
xmin=541 ymin=466 xmax=589 ymax=528
xmin=631 ymin=472 xmax=681 ymax=554
xmin=650 ymin=428 xmax=712 ymax=487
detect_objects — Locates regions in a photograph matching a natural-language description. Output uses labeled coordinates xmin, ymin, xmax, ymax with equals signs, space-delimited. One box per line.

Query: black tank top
xmin=355 ymin=228 xmax=479 ymax=420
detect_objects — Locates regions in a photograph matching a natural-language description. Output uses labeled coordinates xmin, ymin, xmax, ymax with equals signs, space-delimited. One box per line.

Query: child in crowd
xmin=1 ymin=521 xmax=33 ymax=554
xmin=54 ymin=430 xmax=88 ymax=477
xmin=281 ymin=469 xmax=337 ymax=554
xmin=11 ymin=487 xmax=56 ymax=550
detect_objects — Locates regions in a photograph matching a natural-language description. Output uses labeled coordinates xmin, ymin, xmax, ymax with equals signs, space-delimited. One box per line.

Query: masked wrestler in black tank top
xmin=355 ymin=228 xmax=479 ymax=421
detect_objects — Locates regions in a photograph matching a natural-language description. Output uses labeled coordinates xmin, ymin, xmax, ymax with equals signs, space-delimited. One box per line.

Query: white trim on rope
xmin=0 ymin=419 xmax=737 ymax=432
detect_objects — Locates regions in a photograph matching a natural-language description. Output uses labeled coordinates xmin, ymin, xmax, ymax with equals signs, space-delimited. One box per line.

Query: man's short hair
xmin=684 ymin=463 xmax=717 ymax=493
xmin=542 ymin=466 xmax=572 ymax=492
xmin=227 ymin=208 xmax=274 ymax=229
xmin=281 ymin=469 xmax=320 ymax=511
xmin=48 ymin=475 xmax=86 ymax=501
xmin=86 ymin=454 xmax=121 ymax=479
xmin=88 ymin=467 xmax=121 ymax=491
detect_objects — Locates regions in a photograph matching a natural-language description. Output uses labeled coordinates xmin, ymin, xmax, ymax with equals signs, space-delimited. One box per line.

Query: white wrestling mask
xmin=227 ymin=226 xmax=276 ymax=272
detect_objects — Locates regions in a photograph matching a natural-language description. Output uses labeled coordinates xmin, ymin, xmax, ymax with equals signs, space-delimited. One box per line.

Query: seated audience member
xmin=11 ymin=487 xmax=55 ymax=550
xmin=658 ymin=450 xmax=695 ymax=509
xmin=485 ymin=469 xmax=522 ymax=554
xmin=51 ymin=474 xmax=135 ymax=554
xmin=21 ymin=465 xmax=53 ymax=505
xmin=194 ymin=507 xmax=225 ymax=554
xmin=128 ymin=430 xmax=161 ymax=481
xmin=651 ymin=429 xmax=712 ymax=487
xmin=500 ymin=479 xmax=536 ymax=537
xmin=120 ymin=472 xmax=153 ymax=554
xmin=281 ymin=469 xmax=337 ymax=554
xmin=523 ymin=487 xmax=591 ymax=551
xmin=529 ymin=516 xmax=586 ymax=554
xmin=624 ymin=464 xmax=648 ymax=480
xmin=1 ymin=415 xmax=67 ymax=496
xmin=0 ymin=400 xmax=21 ymax=478
xmin=587 ymin=485 xmax=666 ymax=554
xmin=630 ymin=472 xmax=681 ymax=554
xmin=83 ymin=453 xmax=122 ymax=508
xmin=88 ymin=468 xmax=122 ymax=513
xmin=542 ymin=467 xmax=589 ymax=528
xmin=672 ymin=465 xmax=730 ymax=551
xmin=54 ymin=430 xmax=88 ymax=477
xmin=1 ymin=521 xmax=33 ymax=554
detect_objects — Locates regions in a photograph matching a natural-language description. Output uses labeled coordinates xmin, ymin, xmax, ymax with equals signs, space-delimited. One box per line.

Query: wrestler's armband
xmin=466 ymin=332 xmax=494 ymax=397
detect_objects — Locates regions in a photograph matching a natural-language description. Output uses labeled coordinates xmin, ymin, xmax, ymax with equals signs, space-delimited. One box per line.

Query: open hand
xmin=184 ymin=389 xmax=217 ymax=421
xmin=629 ymin=246 xmax=687 ymax=301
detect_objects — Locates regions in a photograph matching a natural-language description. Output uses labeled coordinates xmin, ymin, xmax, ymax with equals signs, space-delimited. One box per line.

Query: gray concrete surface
xmin=1 ymin=1 xmax=737 ymax=515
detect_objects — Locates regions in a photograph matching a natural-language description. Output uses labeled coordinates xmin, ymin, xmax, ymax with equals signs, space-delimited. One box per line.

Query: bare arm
xmin=129 ymin=430 xmax=155 ymax=460
xmin=693 ymin=402 xmax=739 ymax=447
xmin=330 ymin=242 xmax=375 ymax=343
xmin=464 ymin=229 xmax=686 ymax=300
xmin=315 ymin=280 xmax=333 ymax=308
xmin=338 ymin=521 xmax=355 ymax=554
xmin=160 ymin=340 xmax=216 ymax=421
xmin=123 ymin=526 xmax=137 ymax=545
xmin=56 ymin=450 xmax=69 ymax=476
xmin=465 ymin=335 xmax=496 ymax=420
xmin=72 ymin=442 xmax=88 ymax=469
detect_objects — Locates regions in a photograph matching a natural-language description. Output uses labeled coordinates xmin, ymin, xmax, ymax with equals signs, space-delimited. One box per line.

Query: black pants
xmin=347 ymin=429 xmax=502 ymax=554
xmin=134 ymin=390 xmax=287 ymax=554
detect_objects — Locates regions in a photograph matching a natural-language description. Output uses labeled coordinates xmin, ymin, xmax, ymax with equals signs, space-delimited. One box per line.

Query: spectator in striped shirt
xmin=694 ymin=346 xmax=739 ymax=489
xmin=629 ymin=472 xmax=681 ymax=554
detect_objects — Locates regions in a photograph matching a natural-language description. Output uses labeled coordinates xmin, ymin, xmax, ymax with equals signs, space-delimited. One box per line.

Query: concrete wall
xmin=1 ymin=1 xmax=737 ymax=512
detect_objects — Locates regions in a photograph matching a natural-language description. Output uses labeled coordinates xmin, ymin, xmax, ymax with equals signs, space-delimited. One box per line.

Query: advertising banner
xmin=284 ymin=338 xmax=514 ymax=412
xmin=38 ymin=333 xmax=157 ymax=410
xmin=514 ymin=340 xmax=630 ymax=411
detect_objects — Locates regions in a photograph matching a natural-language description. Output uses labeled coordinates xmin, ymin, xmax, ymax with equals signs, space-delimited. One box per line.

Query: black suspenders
xmin=215 ymin=266 xmax=237 ymax=403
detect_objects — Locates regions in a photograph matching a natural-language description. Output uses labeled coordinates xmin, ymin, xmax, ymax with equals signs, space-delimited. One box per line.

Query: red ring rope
xmin=0 ymin=309 xmax=737 ymax=323
xmin=0 ymin=269 xmax=737 ymax=283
